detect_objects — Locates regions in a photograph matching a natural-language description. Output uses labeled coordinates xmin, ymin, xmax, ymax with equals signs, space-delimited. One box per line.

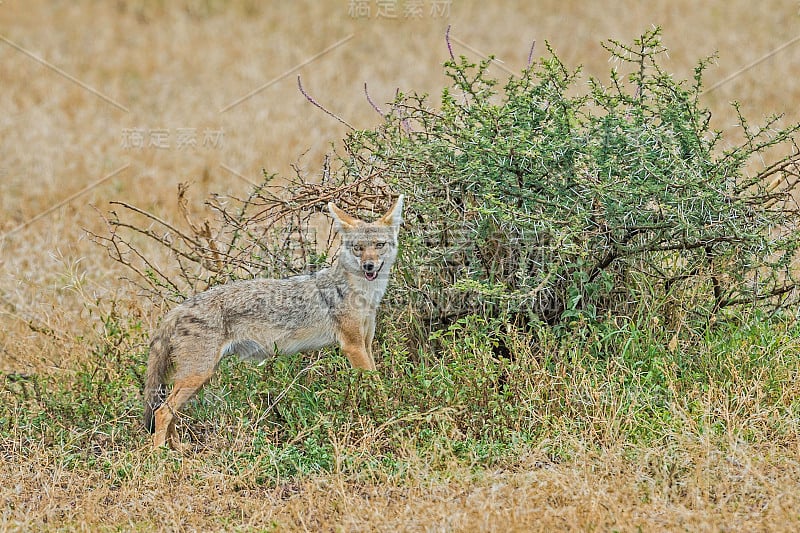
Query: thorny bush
xmin=93 ymin=28 xmax=800 ymax=344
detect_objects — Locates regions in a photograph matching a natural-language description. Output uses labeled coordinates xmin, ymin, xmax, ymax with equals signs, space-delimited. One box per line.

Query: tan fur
xmin=143 ymin=196 xmax=404 ymax=450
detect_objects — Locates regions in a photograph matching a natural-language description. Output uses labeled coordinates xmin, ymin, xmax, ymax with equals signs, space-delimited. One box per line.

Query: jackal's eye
xmin=352 ymin=244 xmax=363 ymax=253
xmin=375 ymin=242 xmax=386 ymax=249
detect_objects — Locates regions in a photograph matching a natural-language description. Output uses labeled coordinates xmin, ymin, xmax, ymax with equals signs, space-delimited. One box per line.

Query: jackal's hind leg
xmin=152 ymin=371 xmax=214 ymax=450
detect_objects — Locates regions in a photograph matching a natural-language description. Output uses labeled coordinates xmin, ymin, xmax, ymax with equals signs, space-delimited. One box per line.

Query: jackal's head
xmin=328 ymin=195 xmax=404 ymax=282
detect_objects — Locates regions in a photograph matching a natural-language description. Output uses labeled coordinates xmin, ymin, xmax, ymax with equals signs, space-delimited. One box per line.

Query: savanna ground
xmin=2 ymin=1 xmax=800 ymax=530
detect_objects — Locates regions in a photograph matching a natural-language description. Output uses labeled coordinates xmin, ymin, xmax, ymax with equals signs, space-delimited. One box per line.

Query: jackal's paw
xmin=151 ymin=433 xmax=187 ymax=453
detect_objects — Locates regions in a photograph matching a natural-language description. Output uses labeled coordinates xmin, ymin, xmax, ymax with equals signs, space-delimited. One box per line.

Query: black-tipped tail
xmin=143 ymin=324 xmax=173 ymax=433
xmin=143 ymin=384 xmax=168 ymax=434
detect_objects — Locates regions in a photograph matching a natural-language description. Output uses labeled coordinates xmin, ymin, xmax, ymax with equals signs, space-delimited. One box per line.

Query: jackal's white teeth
xmin=365 ymin=271 xmax=378 ymax=281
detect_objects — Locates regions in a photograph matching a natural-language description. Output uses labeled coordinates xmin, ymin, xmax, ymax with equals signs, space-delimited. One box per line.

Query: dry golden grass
xmin=2 ymin=0 xmax=800 ymax=530
xmin=4 ymin=435 xmax=800 ymax=531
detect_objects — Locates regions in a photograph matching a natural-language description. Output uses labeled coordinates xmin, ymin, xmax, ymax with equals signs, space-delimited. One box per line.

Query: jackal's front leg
xmin=364 ymin=314 xmax=377 ymax=364
xmin=338 ymin=318 xmax=376 ymax=370
xmin=341 ymin=340 xmax=375 ymax=370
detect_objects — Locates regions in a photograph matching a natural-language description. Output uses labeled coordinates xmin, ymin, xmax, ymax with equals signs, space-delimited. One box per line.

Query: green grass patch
xmin=2 ymin=309 xmax=798 ymax=487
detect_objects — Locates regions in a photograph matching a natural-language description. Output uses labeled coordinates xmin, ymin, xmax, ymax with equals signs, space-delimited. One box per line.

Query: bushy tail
xmin=143 ymin=315 xmax=175 ymax=433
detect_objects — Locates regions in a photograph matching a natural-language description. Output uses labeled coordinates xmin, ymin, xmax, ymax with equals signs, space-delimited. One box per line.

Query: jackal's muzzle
xmin=362 ymin=260 xmax=383 ymax=281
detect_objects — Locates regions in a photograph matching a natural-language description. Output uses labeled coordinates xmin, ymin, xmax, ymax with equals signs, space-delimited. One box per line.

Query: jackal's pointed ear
xmin=328 ymin=202 xmax=360 ymax=231
xmin=379 ymin=194 xmax=404 ymax=228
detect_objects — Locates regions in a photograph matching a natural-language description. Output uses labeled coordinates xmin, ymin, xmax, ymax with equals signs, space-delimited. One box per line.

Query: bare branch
xmin=297 ymin=76 xmax=354 ymax=130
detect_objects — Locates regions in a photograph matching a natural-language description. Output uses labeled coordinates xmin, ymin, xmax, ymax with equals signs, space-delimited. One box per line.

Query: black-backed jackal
xmin=144 ymin=196 xmax=404 ymax=449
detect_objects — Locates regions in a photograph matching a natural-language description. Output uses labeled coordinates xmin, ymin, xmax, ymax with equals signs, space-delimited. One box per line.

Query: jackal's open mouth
xmin=364 ymin=262 xmax=383 ymax=281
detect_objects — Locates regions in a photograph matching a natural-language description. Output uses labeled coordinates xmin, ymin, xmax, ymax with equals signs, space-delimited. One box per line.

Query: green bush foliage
xmin=342 ymin=28 xmax=800 ymax=332
xmin=97 ymin=29 xmax=800 ymax=336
